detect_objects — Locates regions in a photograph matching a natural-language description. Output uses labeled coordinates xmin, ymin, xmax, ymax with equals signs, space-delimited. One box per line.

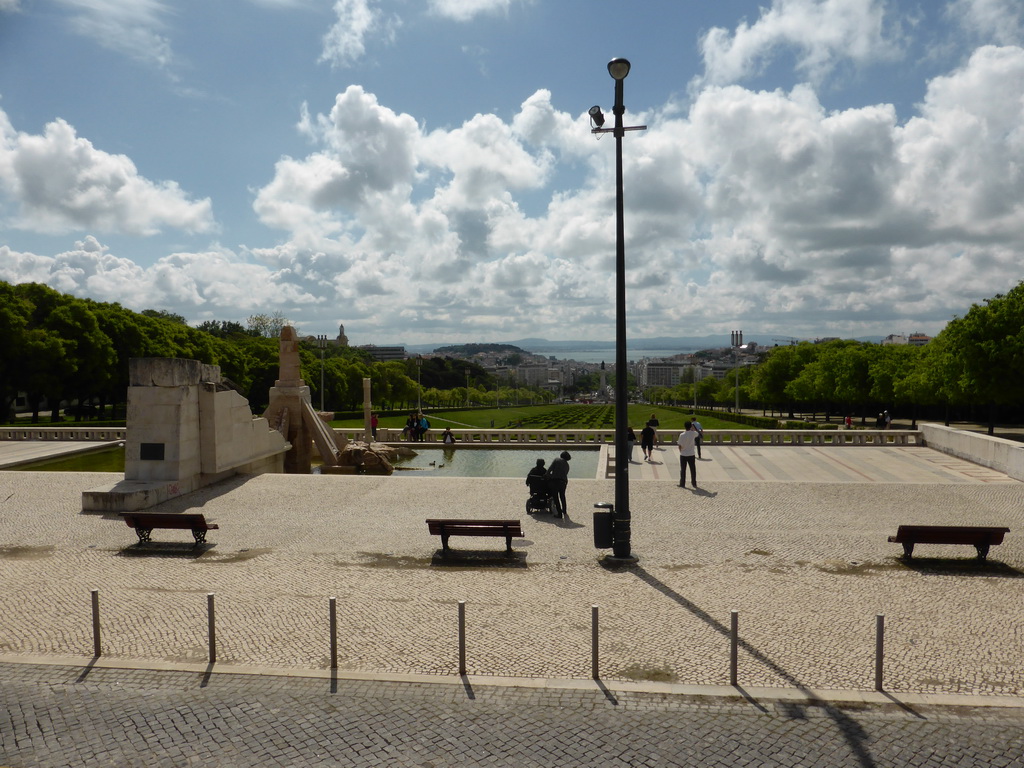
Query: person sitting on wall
xmin=442 ymin=427 xmax=456 ymax=444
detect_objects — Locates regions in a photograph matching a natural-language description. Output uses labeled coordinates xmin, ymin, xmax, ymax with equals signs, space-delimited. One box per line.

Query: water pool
xmin=9 ymin=444 xmax=601 ymax=479
xmin=390 ymin=447 xmax=600 ymax=479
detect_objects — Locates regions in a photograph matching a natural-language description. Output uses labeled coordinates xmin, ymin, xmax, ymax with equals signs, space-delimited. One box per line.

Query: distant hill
xmin=432 ymin=342 xmax=529 ymax=357
xmin=404 ymin=334 xmax=884 ymax=355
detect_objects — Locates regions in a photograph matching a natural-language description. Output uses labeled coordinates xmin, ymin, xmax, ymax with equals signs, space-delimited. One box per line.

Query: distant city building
xmin=337 ymin=323 xmax=349 ymax=347
xmin=357 ymin=345 xmax=407 ymax=361
xmin=636 ymin=360 xmax=693 ymax=388
xmin=881 ymin=333 xmax=931 ymax=346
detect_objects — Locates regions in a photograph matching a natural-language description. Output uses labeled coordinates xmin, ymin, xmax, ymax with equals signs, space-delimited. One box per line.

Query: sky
xmin=1 ymin=0 xmax=1023 ymax=348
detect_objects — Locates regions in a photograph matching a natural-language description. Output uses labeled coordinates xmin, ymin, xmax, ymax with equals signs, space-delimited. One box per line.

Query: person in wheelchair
xmin=525 ymin=458 xmax=555 ymax=515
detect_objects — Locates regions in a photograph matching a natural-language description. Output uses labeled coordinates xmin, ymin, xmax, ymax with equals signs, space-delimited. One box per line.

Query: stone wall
xmin=918 ymin=422 xmax=1024 ymax=482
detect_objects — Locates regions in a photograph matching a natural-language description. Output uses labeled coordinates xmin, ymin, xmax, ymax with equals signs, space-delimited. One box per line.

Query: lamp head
xmin=588 ymin=105 xmax=605 ymax=128
xmin=607 ymin=58 xmax=631 ymax=80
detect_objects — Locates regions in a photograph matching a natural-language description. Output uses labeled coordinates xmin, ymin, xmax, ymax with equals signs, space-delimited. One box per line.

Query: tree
xmin=196 ymin=320 xmax=253 ymax=338
xmin=934 ymin=282 xmax=1024 ymax=433
xmin=246 ymin=311 xmax=289 ymax=338
xmin=141 ymin=308 xmax=188 ymax=325
xmin=749 ymin=343 xmax=819 ymax=417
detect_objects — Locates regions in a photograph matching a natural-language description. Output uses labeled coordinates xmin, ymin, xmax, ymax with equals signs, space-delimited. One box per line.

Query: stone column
xmin=362 ymin=378 xmax=372 ymax=443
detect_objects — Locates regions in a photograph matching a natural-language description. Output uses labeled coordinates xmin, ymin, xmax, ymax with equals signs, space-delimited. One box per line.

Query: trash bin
xmin=593 ymin=503 xmax=614 ymax=549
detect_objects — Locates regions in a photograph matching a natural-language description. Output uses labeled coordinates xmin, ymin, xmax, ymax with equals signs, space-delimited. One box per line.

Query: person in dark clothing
xmin=546 ymin=451 xmax=571 ymax=517
xmin=525 ymin=458 xmax=546 ymax=491
xmin=640 ymin=424 xmax=656 ymax=461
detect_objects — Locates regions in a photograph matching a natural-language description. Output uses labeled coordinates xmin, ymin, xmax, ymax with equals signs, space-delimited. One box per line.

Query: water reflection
xmin=392 ymin=447 xmax=599 ymax=479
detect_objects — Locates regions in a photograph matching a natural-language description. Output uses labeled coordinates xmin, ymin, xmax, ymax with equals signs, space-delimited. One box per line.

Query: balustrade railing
xmin=0 ymin=427 xmax=126 ymax=442
xmin=364 ymin=427 xmax=921 ymax=447
xmin=0 ymin=425 xmax=921 ymax=448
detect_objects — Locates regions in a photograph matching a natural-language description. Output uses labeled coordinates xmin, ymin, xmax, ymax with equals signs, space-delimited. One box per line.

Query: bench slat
xmin=120 ymin=513 xmax=218 ymax=546
xmin=426 ymin=519 xmax=523 ymax=554
xmin=888 ymin=525 xmax=1010 ymax=560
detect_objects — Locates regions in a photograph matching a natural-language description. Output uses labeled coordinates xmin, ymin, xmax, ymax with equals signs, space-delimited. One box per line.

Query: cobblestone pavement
xmin=1 ymin=450 xmax=1023 ymax=695
xmin=2 ymin=663 xmax=1023 ymax=767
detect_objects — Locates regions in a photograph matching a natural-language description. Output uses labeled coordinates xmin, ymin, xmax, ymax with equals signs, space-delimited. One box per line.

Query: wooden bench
xmin=121 ymin=513 xmax=219 ymax=546
xmin=888 ymin=525 xmax=1010 ymax=560
xmin=426 ymin=519 xmax=523 ymax=554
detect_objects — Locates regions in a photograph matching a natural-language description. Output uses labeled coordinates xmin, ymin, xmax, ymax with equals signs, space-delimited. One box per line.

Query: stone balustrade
xmin=363 ymin=427 xmax=921 ymax=447
xmin=1 ymin=425 xmax=923 ymax=448
xmin=1 ymin=426 xmax=127 ymax=442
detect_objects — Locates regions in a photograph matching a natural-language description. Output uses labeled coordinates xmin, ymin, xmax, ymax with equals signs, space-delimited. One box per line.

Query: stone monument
xmin=263 ymin=326 xmax=344 ymax=474
xmin=82 ymin=357 xmax=289 ymax=512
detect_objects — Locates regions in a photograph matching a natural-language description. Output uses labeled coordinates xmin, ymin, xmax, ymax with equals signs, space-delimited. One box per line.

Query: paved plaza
xmin=1 ymin=440 xmax=1023 ymax=765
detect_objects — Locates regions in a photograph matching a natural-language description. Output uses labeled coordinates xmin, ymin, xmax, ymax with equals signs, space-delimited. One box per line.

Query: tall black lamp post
xmin=590 ymin=58 xmax=646 ymax=564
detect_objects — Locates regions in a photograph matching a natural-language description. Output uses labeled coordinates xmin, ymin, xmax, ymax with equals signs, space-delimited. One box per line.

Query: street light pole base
xmin=601 ymin=553 xmax=639 ymax=567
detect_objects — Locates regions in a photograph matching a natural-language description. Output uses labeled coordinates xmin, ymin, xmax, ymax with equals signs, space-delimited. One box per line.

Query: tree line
xmin=3 ymin=279 xmax=1020 ymax=430
xmin=645 ymin=282 xmax=1024 ymax=434
xmin=0 ymin=281 xmax=552 ymax=422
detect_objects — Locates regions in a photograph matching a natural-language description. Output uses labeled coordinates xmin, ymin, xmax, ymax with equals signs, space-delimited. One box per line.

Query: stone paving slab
xmin=1 ymin=446 xmax=1022 ymax=701
xmin=2 ymin=662 xmax=1024 ymax=768
xmin=618 ymin=444 xmax=1018 ymax=483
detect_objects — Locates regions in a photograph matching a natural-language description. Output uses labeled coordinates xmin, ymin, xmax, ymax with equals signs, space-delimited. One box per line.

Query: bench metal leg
xmin=901 ymin=542 xmax=914 ymax=559
xmin=441 ymin=534 xmax=450 ymax=552
xmin=975 ymin=543 xmax=990 ymax=560
xmin=505 ymin=536 xmax=513 ymax=553
xmin=135 ymin=528 xmax=152 ymax=544
xmin=192 ymin=529 xmax=208 ymax=546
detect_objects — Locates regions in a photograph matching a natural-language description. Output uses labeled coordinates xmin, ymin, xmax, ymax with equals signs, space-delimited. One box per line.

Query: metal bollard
xmin=729 ymin=610 xmax=739 ymax=686
xmin=875 ymin=614 xmax=885 ymax=691
xmin=458 ymin=601 xmax=467 ymax=675
xmin=591 ymin=605 xmax=599 ymax=679
xmin=329 ymin=597 xmax=338 ymax=670
xmin=90 ymin=589 xmax=101 ymax=657
xmin=207 ymin=593 xmax=216 ymax=664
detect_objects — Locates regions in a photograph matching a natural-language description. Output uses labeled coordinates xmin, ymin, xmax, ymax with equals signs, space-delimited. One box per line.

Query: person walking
xmin=677 ymin=421 xmax=698 ymax=488
xmin=546 ymin=451 xmax=572 ymax=518
xmin=626 ymin=426 xmax=637 ymax=463
xmin=691 ymin=416 xmax=704 ymax=459
xmin=646 ymin=413 xmax=660 ymax=450
xmin=640 ymin=423 xmax=656 ymax=461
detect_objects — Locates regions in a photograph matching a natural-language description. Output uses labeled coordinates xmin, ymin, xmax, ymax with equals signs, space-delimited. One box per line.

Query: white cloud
xmin=7 ymin=43 xmax=1024 ymax=343
xmin=895 ymin=45 xmax=1024 ymax=240
xmin=429 ymin=0 xmax=520 ymax=22
xmin=676 ymin=46 xmax=1024 ymax=334
xmin=320 ymin=0 xmax=400 ymax=67
xmin=0 ymin=0 xmax=21 ymax=12
xmin=698 ymin=0 xmax=902 ymax=86
xmin=947 ymin=0 xmax=1023 ymax=46
xmin=0 ymin=239 xmax=316 ymax=319
xmin=0 ymin=110 xmax=214 ymax=236
xmin=56 ymin=0 xmax=174 ymax=69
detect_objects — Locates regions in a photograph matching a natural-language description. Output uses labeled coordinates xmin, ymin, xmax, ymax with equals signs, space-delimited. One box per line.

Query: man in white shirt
xmin=677 ymin=421 xmax=698 ymax=488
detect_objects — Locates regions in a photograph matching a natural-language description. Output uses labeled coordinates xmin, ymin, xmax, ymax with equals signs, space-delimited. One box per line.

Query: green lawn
xmin=332 ymin=404 xmax=750 ymax=430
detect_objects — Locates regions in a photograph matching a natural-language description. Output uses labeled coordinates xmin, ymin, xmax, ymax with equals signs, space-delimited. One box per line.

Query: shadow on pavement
xmin=633 ymin=565 xmax=880 ymax=768
xmin=117 ymin=542 xmax=212 ymax=559
xmin=897 ymin=557 xmax=1024 ymax=578
xmin=429 ymin=550 xmax=528 ymax=568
